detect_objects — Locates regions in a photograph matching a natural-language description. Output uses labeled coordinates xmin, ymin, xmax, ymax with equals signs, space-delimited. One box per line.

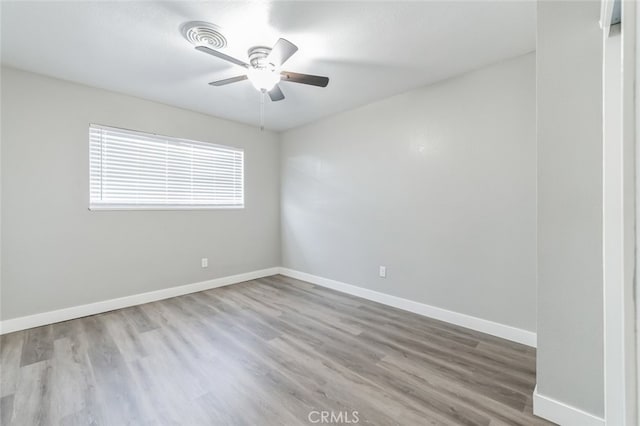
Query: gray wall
xmin=0 ymin=67 xmax=281 ymax=320
xmin=280 ymin=53 xmax=537 ymax=332
xmin=536 ymin=0 xmax=604 ymax=418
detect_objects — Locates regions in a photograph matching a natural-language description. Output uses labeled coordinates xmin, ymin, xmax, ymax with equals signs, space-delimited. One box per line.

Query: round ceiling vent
xmin=181 ymin=21 xmax=227 ymax=49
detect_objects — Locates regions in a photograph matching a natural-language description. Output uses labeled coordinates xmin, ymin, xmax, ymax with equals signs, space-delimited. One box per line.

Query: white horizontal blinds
xmin=89 ymin=124 xmax=244 ymax=209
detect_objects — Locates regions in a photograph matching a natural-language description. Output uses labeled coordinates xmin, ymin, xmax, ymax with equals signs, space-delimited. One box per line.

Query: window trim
xmin=88 ymin=124 xmax=245 ymax=211
xmin=88 ymin=204 xmax=245 ymax=211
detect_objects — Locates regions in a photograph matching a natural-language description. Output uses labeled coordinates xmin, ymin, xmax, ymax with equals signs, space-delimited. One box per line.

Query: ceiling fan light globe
xmin=247 ymin=68 xmax=280 ymax=92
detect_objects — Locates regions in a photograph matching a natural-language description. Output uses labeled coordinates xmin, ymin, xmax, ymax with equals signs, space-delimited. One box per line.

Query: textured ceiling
xmin=1 ymin=1 xmax=535 ymax=131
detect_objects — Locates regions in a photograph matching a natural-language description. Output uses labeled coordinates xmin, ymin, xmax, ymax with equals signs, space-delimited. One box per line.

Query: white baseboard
xmin=0 ymin=267 xmax=280 ymax=335
xmin=0 ymin=266 xmax=537 ymax=349
xmin=533 ymin=385 xmax=605 ymax=426
xmin=278 ymin=267 xmax=537 ymax=347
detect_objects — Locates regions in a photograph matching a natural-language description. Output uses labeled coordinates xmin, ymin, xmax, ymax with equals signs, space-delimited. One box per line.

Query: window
xmin=89 ymin=124 xmax=244 ymax=210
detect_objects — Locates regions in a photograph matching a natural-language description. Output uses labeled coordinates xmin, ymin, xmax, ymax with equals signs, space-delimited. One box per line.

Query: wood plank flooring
xmin=0 ymin=275 xmax=553 ymax=425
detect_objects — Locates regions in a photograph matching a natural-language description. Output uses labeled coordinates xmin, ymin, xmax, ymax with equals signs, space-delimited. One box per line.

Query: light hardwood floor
xmin=0 ymin=275 xmax=552 ymax=425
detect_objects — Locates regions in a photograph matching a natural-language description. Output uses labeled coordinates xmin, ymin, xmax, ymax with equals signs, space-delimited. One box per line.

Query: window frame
xmin=88 ymin=124 xmax=245 ymax=211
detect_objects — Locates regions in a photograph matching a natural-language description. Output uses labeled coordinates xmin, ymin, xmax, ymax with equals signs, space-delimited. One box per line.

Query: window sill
xmin=89 ymin=204 xmax=245 ymax=211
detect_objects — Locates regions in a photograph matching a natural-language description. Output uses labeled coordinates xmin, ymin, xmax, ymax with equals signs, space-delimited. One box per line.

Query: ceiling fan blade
xmin=195 ymin=46 xmax=249 ymax=68
xmin=280 ymin=71 xmax=329 ymax=87
xmin=208 ymin=75 xmax=248 ymax=86
xmin=268 ymin=84 xmax=285 ymax=101
xmin=267 ymin=38 xmax=298 ymax=66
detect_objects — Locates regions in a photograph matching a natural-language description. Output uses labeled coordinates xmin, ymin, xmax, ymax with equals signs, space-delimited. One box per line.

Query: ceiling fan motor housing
xmin=248 ymin=46 xmax=274 ymax=70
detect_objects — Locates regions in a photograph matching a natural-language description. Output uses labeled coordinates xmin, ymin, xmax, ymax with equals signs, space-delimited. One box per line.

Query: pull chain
xmin=259 ymin=89 xmax=265 ymax=131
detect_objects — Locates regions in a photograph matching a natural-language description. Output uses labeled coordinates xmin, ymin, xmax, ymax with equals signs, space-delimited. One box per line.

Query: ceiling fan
xmin=195 ymin=38 xmax=330 ymax=102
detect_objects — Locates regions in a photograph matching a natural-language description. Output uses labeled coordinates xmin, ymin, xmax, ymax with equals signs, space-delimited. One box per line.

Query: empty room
xmin=0 ymin=1 xmax=638 ymax=425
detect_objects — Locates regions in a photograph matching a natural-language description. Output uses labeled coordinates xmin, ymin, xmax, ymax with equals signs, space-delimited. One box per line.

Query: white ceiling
xmin=1 ymin=1 xmax=535 ymax=131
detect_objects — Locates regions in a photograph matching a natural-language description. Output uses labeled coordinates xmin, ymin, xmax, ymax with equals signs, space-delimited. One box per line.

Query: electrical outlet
xmin=379 ymin=266 xmax=386 ymax=278
xmin=201 ymin=258 xmax=208 ymax=268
